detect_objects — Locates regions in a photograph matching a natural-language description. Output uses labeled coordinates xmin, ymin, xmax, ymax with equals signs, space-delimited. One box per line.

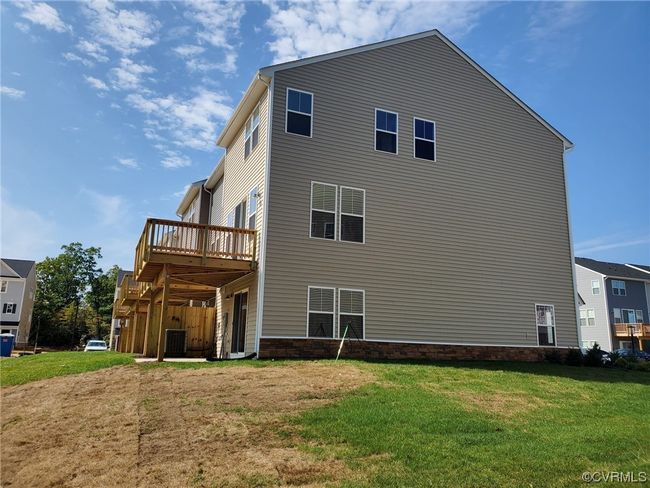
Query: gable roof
xmin=626 ymin=263 xmax=650 ymax=276
xmin=176 ymin=179 xmax=207 ymax=216
xmin=1 ymin=258 xmax=35 ymax=278
xmin=575 ymin=257 xmax=650 ymax=281
xmin=216 ymin=29 xmax=573 ymax=150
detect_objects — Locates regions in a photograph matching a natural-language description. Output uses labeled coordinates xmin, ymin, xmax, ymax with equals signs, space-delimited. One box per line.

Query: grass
xmin=296 ymin=361 xmax=650 ymax=488
xmin=0 ymin=351 xmax=134 ymax=387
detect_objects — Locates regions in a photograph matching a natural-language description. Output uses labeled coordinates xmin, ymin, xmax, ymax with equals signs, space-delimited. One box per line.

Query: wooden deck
xmin=613 ymin=323 xmax=650 ymax=338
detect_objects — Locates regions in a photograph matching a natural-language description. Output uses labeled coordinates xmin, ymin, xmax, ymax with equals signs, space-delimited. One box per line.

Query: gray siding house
xmin=575 ymin=257 xmax=650 ymax=351
xmin=124 ymin=30 xmax=580 ymax=361
xmin=0 ymin=258 xmax=36 ymax=344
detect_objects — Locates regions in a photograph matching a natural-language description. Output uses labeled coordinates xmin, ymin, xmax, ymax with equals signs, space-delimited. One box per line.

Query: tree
xmin=32 ymin=243 xmax=103 ymax=347
xmin=86 ymin=265 xmax=120 ymax=339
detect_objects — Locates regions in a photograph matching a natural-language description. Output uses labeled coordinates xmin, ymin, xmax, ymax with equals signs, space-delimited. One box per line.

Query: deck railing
xmin=614 ymin=323 xmax=650 ymax=337
xmin=119 ymin=273 xmax=139 ymax=302
xmin=134 ymin=218 xmax=257 ymax=278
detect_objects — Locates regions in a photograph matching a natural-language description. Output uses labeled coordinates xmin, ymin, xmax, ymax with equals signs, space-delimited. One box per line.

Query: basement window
xmin=375 ymin=109 xmax=398 ymax=153
xmin=413 ymin=117 xmax=436 ymax=161
xmin=535 ymin=304 xmax=556 ymax=346
xmin=308 ymin=287 xmax=335 ymax=338
xmin=339 ymin=289 xmax=364 ymax=339
xmin=286 ymin=88 xmax=313 ymax=137
xmin=244 ymin=105 xmax=260 ymax=158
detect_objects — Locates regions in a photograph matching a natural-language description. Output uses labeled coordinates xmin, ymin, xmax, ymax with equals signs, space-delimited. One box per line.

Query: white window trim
xmin=580 ymin=308 xmax=596 ymax=327
xmin=248 ymin=186 xmax=258 ymax=230
xmin=2 ymin=302 xmax=17 ymax=314
xmin=612 ymin=279 xmax=626 ymax=296
xmin=244 ymin=103 xmax=261 ymax=158
xmin=339 ymin=185 xmax=366 ymax=245
xmin=338 ymin=288 xmax=365 ymax=340
xmin=591 ymin=279 xmax=600 ymax=295
xmin=285 ymin=87 xmax=313 ymax=138
xmin=374 ymin=108 xmax=399 ymax=155
xmin=412 ymin=117 xmax=437 ymax=162
xmin=534 ymin=303 xmax=556 ymax=347
xmin=636 ymin=309 xmax=644 ymax=323
xmin=306 ymin=286 xmax=336 ymax=338
xmin=309 ymin=181 xmax=337 ymax=241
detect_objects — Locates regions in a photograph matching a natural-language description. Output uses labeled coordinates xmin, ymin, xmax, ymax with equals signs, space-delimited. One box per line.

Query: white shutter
xmin=311 ymin=183 xmax=337 ymax=212
xmin=340 ymin=187 xmax=364 ymax=216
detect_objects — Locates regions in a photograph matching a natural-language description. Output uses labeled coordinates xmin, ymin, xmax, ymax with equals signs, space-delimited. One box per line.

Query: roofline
xmin=625 ymin=264 xmax=650 ymax=276
xmin=205 ymin=157 xmax=225 ymax=190
xmin=258 ymin=29 xmax=573 ymax=150
xmin=575 ymin=262 xmax=650 ymax=282
xmin=175 ymin=180 xmax=206 ymax=217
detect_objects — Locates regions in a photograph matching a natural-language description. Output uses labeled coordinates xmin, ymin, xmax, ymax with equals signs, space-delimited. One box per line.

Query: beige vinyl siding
xmin=209 ymin=177 xmax=224 ymax=226
xmin=575 ymin=265 xmax=611 ymax=349
xmin=215 ymin=89 xmax=268 ymax=355
xmin=262 ymin=35 xmax=578 ymax=347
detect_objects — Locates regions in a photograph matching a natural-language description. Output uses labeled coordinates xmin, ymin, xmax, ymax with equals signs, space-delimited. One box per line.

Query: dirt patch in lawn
xmin=443 ymin=389 xmax=550 ymax=419
xmin=1 ymin=362 xmax=373 ymax=487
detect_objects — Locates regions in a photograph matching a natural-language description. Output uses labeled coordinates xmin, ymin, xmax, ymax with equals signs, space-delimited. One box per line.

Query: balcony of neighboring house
xmin=613 ymin=323 xmax=650 ymax=339
xmin=119 ymin=273 xmax=141 ymax=307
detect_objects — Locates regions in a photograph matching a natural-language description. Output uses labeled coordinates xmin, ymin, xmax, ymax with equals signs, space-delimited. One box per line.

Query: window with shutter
xmin=339 ymin=289 xmax=364 ymax=339
xmin=413 ymin=117 xmax=436 ymax=161
xmin=308 ymin=287 xmax=335 ymax=337
xmin=310 ymin=182 xmax=337 ymax=239
xmin=286 ymin=88 xmax=313 ymax=137
xmin=340 ymin=186 xmax=365 ymax=243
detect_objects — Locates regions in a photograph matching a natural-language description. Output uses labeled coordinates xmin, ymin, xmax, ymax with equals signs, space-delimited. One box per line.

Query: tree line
xmin=32 ymin=242 xmax=119 ymax=348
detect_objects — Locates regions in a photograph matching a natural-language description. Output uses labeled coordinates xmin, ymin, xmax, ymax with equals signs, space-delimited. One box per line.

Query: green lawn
xmin=296 ymin=361 xmax=650 ymax=488
xmin=0 ymin=351 xmax=134 ymax=387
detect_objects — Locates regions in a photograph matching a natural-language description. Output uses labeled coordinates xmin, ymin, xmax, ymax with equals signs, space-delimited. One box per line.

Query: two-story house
xmin=118 ymin=30 xmax=579 ymax=361
xmin=575 ymin=257 xmax=650 ymax=351
xmin=0 ymin=258 xmax=36 ymax=345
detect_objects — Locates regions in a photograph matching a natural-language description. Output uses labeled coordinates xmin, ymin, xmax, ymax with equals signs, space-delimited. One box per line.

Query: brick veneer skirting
xmin=258 ymin=338 xmax=564 ymax=362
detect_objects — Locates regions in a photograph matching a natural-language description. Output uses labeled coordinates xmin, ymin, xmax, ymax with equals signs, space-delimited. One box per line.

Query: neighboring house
xmin=110 ymin=269 xmax=133 ymax=350
xmin=0 ymin=258 xmax=36 ymax=344
xmin=177 ymin=179 xmax=210 ymax=224
xmin=116 ymin=30 xmax=579 ymax=362
xmin=575 ymin=257 xmax=650 ymax=351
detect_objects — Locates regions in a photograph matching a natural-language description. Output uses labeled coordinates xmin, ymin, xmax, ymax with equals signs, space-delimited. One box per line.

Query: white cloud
xmin=1 ymin=86 xmax=26 ymax=99
xmin=15 ymin=22 xmax=30 ymax=34
xmin=126 ymin=88 xmax=231 ymax=151
xmin=83 ymin=0 xmax=160 ymax=54
xmin=84 ymin=75 xmax=109 ymax=91
xmin=575 ymin=234 xmax=650 ymax=256
xmin=117 ymin=157 xmax=140 ymax=169
xmin=16 ymin=1 xmax=71 ymax=33
xmin=0 ymin=190 xmax=56 ymax=261
xmin=63 ymin=52 xmax=94 ymax=67
xmin=528 ymin=2 xmax=586 ymax=41
xmin=110 ymin=57 xmax=155 ymax=90
xmin=264 ymin=0 xmax=489 ymax=63
xmin=77 ymin=39 xmax=109 ymax=62
xmin=161 ymin=151 xmax=192 ymax=169
xmin=173 ymin=184 xmax=191 ymax=198
xmin=173 ymin=44 xmax=205 ymax=57
xmin=81 ymin=188 xmax=129 ymax=227
xmin=183 ymin=0 xmax=245 ymax=73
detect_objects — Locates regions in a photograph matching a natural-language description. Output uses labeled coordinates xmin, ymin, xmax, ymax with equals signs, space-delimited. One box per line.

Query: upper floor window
xmin=535 ymin=304 xmax=555 ymax=346
xmin=308 ymin=287 xmax=335 ymax=338
xmin=244 ymin=105 xmax=260 ymax=158
xmin=339 ymin=187 xmax=365 ymax=243
xmin=248 ymin=187 xmax=258 ymax=229
xmin=591 ymin=280 xmax=600 ymax=295
xmin=2 ymin=303 xmax=16 ymax=314
xmin=612 ymin=280 xmax=626 ymax=296
xmin=286 ymin=88 xmax=312 ymax=137
xmin=580 ymin=309 xmax=595 ymax=326
xmin=375 ymin=109 xmax=398 ymax=154
xmin=310 ymin=182 xmax=337 ymax=240
xmin=0 ymin=280 xmax=6 ymax=293
xmin=413 ymin=118 xmax=436 ymax=161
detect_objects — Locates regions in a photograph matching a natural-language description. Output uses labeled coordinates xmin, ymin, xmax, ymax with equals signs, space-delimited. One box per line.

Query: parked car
xmin=84 ymin=340 xmax=108 ymax=352
xmin=581 ymin=348 xmax=611 ymax=365
xmin=613 ymin=349 xmax=650 ymax=361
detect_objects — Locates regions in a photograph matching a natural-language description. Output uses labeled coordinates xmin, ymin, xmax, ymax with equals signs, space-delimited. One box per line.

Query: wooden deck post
xmin=156 ymin=265 xmax=170 ymax=362
xmin=130 ymin=303 xmax=139 ymax=354
xmin=141 ymin=300 xmax=153 ymax=356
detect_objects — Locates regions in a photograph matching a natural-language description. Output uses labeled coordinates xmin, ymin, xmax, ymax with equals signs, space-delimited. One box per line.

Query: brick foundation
xmin=259 ymin=338 xmax=564 ymax=362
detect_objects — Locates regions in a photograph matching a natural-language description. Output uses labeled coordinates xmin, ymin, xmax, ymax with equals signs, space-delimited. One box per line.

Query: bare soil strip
xmin=1 ymin=362 xmax=373 ymax=487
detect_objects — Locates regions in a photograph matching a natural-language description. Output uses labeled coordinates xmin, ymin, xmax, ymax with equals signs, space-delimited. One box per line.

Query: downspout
xmin=254 ymin=74 xmax=273 ymax=356
xmin=563 ymin=145 xmax=582 ymax=349
xmin=601 ymin=274 xmax=614 ymax=350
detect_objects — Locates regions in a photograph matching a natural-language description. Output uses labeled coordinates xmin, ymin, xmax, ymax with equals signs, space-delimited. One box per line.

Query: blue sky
xmin=1 ymin=1 xmax=649 ymax=270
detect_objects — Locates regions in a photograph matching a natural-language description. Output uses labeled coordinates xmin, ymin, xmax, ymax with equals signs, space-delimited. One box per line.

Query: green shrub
xmin=614 ymin=357 xmax=628 ymax=369
xmin=584 ymin=343 xmax=604 ymax=367
xmin=565 ymin=348 xmax=583 ymax=366
xmin=632 ymin=361 xmax=650 ymax=372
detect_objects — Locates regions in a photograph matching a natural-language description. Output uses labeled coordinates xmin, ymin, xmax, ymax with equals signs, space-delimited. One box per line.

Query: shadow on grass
xmin=356 ymin=358 xmax=650 ymax=385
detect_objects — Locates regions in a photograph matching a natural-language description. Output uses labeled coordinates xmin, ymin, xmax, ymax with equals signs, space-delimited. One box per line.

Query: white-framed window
xmin=582 ymin=340 xmax=597 ymax=349
xmin=619 ymin=340 xmax=632 ymax=350
xmin=0 ymin=280 xmax=6 ymax=293
xmin=310 ymin=182 xmax=337 ymax=240
xmin=636 ymin=310 xmax=644 ymax=323
xmin=286 ymin=88 xmax=313 ymax=137
xmin=580 ymin=309 xmax=596 ymax=327
xmin=244 ymin=105 xmax=260 ymax=158
xmin=591 ymin=279 xmax=600 ymax=295
xmin=612 ymin=280 xmax=626 ymax=296
xmin=339 ymin=186 xmax=365 ymax=243
xmin=248 ymin=187 xmax=258 ymax=229
xmin=2 ymin=303 xmax=17 ymax=314
xmin=413 ymin=117 xmax=436 ymax=161
xmin=535 ymin=304 xmax=556 ymax=346
xmin=375 ymin=109 xmax=398 ymax=154
xmin=307 ymin=287 xmax=335 ymax=338
xmin=613 ymin=308 xmax=622 ymax=323
xmin=339 ymin=289 xmax=365 ymax=339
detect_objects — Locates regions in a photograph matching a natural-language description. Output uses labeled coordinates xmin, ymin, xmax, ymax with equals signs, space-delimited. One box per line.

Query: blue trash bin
xmin=0 ymin=333 xmax=16 ymax=357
